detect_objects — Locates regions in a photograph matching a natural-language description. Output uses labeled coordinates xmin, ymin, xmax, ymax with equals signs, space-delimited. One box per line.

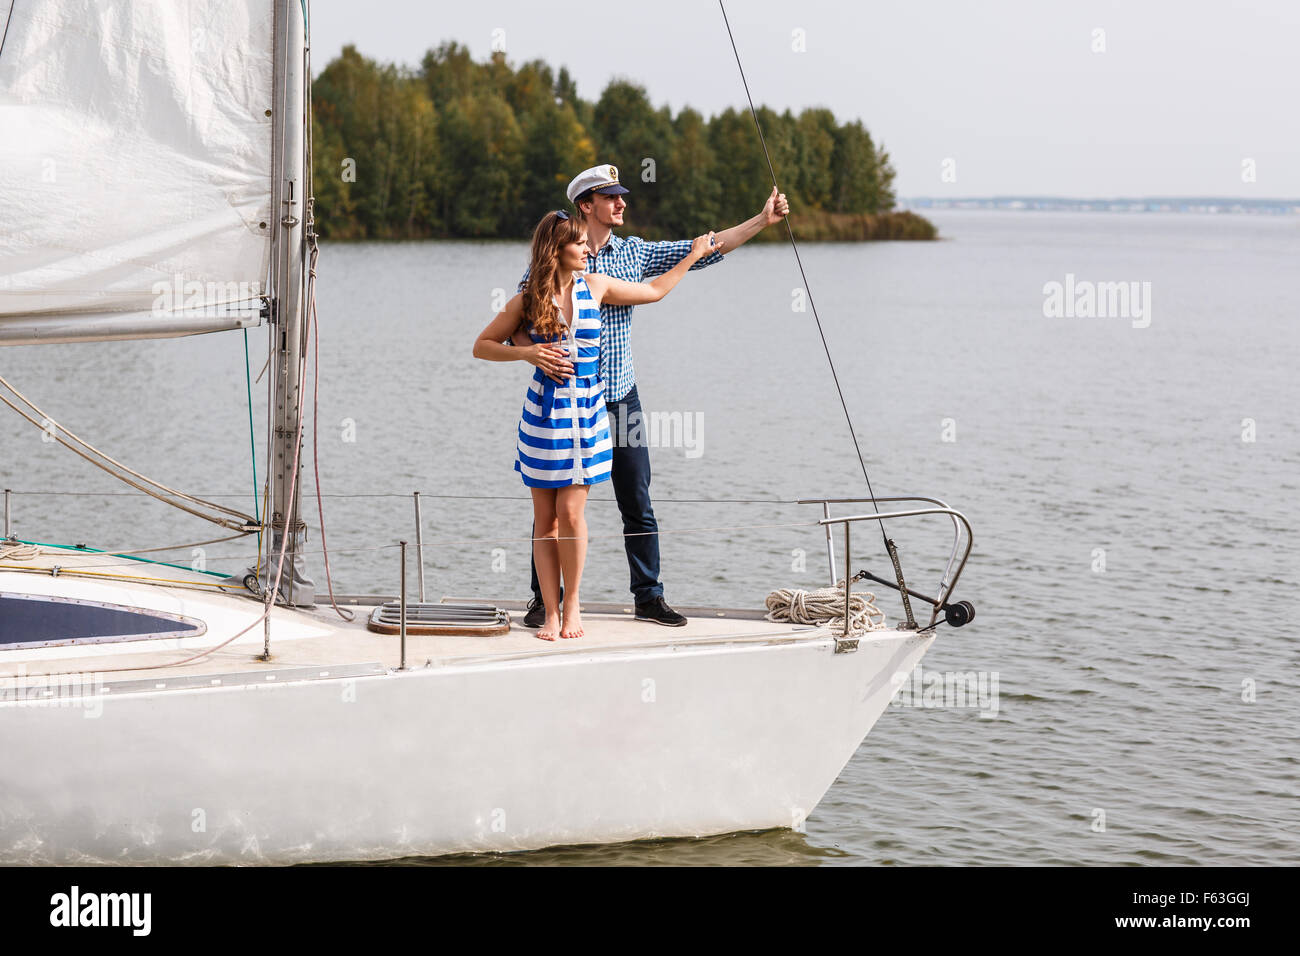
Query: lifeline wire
xmin=717 ymin=0 xmax=890 ymax=552
xmin=2 ymin=519 xmax=824 ymax=573
xmin=2 ymin=491 xmax=813 ymax=503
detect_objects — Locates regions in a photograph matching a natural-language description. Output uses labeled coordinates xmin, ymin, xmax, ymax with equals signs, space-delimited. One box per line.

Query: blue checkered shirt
xmin=516 ymin=234 xmax=724 ymax=402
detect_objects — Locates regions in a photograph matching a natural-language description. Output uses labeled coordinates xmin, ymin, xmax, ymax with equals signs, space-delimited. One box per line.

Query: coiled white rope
xmin=765 ymin=580 xmax=886 ymax=635
xmin=0 ymin=541 xmax=40 ymax=561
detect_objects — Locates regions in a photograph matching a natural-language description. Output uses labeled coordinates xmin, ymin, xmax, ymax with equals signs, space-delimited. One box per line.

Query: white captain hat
xmin=566 ymin=163 xmax=631 ymax=204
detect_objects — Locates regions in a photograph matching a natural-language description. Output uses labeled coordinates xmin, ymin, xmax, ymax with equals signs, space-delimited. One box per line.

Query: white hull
xmin=0 ymin=580 xmax=931 ymax=863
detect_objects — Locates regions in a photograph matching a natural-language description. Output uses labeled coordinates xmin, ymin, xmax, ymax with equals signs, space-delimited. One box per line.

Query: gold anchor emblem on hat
xmin=608 ymin=165 xmax=618 ymax=180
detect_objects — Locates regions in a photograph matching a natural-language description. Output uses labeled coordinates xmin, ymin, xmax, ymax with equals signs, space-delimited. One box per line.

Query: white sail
xmin=0 ymin=0 xmax=275 ymax=345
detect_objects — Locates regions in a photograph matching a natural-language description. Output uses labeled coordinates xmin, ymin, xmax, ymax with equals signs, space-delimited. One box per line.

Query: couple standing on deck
xmin=474 ymin=163 xmax=790 ymax=641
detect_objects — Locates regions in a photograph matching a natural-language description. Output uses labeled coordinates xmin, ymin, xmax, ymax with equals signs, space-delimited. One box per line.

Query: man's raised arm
xmin=640 ymin=186 xmax=790 ymax=277
xmin=713 ymin=186 xmax=790 ymax=254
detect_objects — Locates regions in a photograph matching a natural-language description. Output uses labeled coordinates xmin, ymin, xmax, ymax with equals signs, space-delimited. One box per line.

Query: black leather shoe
xmin=523 ymin=596 xmax=546 ymax=628
xmin=634 ymin=596 xmax=687 ymax=627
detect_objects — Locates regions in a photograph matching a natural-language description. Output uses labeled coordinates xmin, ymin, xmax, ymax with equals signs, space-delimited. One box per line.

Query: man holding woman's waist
xmin=474 ymin=162 xmax=789 ymax=639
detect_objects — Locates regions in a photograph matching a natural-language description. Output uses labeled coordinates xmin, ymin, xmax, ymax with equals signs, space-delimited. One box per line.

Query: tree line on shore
xmin=310 ymin=42 xmax=936 ymax=241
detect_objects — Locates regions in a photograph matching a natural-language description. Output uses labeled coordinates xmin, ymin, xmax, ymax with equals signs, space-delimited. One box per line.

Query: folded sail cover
xmin=0 ymin=0 xmax=275 ymax=344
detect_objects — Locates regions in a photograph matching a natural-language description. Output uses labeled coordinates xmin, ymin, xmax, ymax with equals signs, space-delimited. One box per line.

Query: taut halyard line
xmin=716 ymin=1 xmax=918 ymax=627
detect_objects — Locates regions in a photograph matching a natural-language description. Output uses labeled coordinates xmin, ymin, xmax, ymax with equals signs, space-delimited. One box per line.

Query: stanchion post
xmin=413 ymin=491 xmax=426 ymax=603
xmin=823 ymin=500 xmax=836 ymax=586
xmin=399 ymin=540 xmax=408 ymax=671
xmin=843 ymin=522 xmax=851 ymax=639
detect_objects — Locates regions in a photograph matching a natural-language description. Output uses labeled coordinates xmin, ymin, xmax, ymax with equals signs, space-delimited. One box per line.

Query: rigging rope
xmin=0 ymin=565 xmax=242 ymax=592
xmin=0 ymin=375 xmax=259 ymax=533
xmin=2 ymin=531 xmax=250 ymax=562
xmin=716 ymin=0 xmax=891 ymax=552
xmin=301 ymin=4 xmax=352 ymax=624
xmin=0 ymin=0 xmax=15 ymax=62
xmin=0 ymin=541 xmax=39 ymax=561
xmin=308 ymin=212 xmax=352 ymax=622
xmin=717 ymin=1 xmax=921 ymax=628
xmin=6 ymin=336 xmax=310 ymax=675
xmin=243 ymin=328 xmax=262 ymax=552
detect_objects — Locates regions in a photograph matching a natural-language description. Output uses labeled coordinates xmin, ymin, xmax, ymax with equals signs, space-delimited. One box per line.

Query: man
xmin=519 ymin=162 xmax=790 ymax=627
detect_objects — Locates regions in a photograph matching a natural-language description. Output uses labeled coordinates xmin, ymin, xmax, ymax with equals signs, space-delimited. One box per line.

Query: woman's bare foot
xmin=537 ymin=610 xmax=560 ymax=642
xmin=560 ymin=603 xmax=583 ymax=639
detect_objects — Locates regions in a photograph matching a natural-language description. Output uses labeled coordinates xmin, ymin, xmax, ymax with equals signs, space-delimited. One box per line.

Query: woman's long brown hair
xmin=521 ymin=211 xmax=585 ymax=342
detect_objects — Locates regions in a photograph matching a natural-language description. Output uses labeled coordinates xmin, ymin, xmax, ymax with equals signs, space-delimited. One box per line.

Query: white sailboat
xmin=0 ymin=0 xmax=974 ymax=864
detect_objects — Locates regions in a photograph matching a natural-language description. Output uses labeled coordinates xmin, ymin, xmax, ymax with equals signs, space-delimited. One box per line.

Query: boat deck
xmin=302 ymin=594 xmax=826 ymax=664
xmin=1 ymin=547 xmax=833 ymax=688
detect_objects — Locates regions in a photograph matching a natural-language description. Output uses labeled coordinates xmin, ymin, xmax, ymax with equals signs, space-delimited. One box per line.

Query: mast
xmin=264 ymin=0 xmax=315 ymax=606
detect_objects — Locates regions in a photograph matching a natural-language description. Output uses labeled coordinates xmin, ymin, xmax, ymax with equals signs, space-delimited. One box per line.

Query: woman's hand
xmin=691 ymin=231 xmax=722 ymax=260
xmin=524 ymin=341 xmax=573 ymax=383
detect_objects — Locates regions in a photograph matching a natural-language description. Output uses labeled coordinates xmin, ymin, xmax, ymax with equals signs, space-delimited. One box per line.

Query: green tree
xmin=831 ymin=120 xmax=895 ymax=214
xmin=518 ymin=101 xmax=597 ymax=227
xmin=420 ymin=41 xmax=485 ymax=111
xmin=752 ymin=108 xmax=799 ymax=209
xmin=437 ymin=91 xmax=524 ymax=235
xmin=504 ymin=59 xmax=555 ymax=116
xmin=794 ymin=108 xmax=837 ymax=211
xmin=311 ymin=112 xmax=354 ymax=236
xmin=591 ymin=81 xmax=676 ymax=229
xmin=873 ymin=142 xmax=898 ymax=212
xmin=311 ymin=45 xmax=441 ymax=238
xmin=657 ymin=107 xmax=721 ymax=235
xmin=555 ymin=66 xmax=579 ymax=111
xmin=310 ymin=43 xmax=922 ymax=240
xmin=706 ymin=108 xmax=768 ymax=225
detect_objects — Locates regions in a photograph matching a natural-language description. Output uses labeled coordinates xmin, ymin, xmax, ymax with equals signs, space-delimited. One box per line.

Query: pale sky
xmin=309 ymin=0 xmax=1300 ymax=199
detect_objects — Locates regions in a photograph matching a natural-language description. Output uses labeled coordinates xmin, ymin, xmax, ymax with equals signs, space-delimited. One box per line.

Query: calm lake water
xmin=4 ymin=210 xmax=1297 ymax=865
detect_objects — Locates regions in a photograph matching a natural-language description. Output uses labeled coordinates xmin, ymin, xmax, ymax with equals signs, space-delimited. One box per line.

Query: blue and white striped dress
xmin=515 ymin=274 xmax=613 ymax=488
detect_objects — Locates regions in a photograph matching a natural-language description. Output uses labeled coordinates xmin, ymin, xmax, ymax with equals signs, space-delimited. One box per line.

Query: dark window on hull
xmin=0 ymin=593 xmax=205 ymax=649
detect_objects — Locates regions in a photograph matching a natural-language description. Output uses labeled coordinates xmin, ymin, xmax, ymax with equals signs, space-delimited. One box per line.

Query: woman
xmin=474 ymin=211 xmax=720 ymax=641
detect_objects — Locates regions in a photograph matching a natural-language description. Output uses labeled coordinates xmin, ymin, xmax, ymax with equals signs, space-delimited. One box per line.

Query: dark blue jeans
xmin=530 ymin=384 xmax=662 ymax=605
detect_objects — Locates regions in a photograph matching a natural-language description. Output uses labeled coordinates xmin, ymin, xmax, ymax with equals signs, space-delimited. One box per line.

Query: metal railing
xmin=2 ymin=485 xmax=973 ymax=649
xmin=798 ymin=496 xmax=974 ymax=633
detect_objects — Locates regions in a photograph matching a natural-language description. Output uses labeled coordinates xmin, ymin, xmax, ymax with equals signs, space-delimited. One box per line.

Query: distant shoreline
xmin=904 ymin=197 xmax=1298 ymax=215
xmin=314 ymin=209 xmax=938 ymax=243
xmin=618 ymin=209 xmax=937 ymax=242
